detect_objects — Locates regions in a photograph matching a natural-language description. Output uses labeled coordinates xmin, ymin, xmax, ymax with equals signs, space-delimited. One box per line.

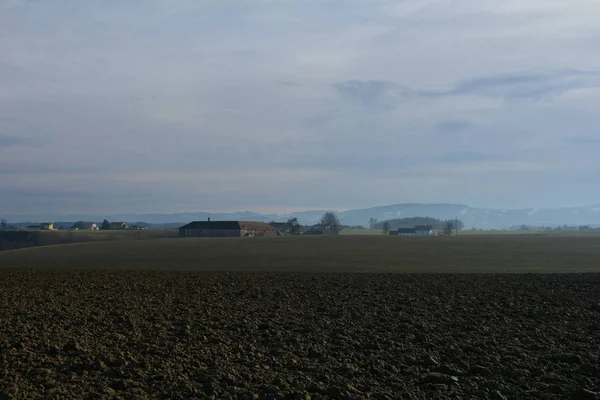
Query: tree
xmin=0 ymin=218 xmax=7 ymax=230
xmin=101 ymin=219 xmax=111 ymax=230
xmin=320 ymin=212 xmax=342 ymax=235
xmin=71 ymin=221 xmax=90 ymax=230
xmin=382 ymin=222 xmax=391 ymax=235
xmin=443 ymin=221 xmax=454 ymax=236
xmin=368 ymin=217 xmax=379 ymax=229
xmin=285 ymin=217 xmax=301 ymax=235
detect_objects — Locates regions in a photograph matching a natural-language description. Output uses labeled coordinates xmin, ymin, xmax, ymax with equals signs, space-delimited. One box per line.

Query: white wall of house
xmin=414 ymin=229 xmax=432 ymax=236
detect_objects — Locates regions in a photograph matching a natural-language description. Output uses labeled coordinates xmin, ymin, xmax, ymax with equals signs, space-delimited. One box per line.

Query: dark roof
xmin=239 ymin=221 xmax=278 ymax=231
xmin=179 ymin=221 xmax=278 ymax=231
xmin=179 ymin=221 xmax=240 ymax=230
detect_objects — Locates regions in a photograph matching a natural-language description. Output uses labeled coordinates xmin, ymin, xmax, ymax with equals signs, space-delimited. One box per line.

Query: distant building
xmin=110 ymin=222 xmax=129 ymax=230
xmin=179 ymin=219 xmax=281 ymax=238
xmin=90 ymin=223 xmax=99 ymax=231
xmin=268 ymin=222 xmax=289 ymax=233
xmin=40 ymin=222 xmax=55 ymax=230
xmin=302 ymin=224 xmax=331 ymax=235
xmin=389 ymin=225 xmax=433 ymax=236
xmin=390 ymin=228 xmax=416 ymax=236
xmin=414 ymin=225 xmax=433 ymax=236
xmin=303 ymin=228 xmax=325 ymax=235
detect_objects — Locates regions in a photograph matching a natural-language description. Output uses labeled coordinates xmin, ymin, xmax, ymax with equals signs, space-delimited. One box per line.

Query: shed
xmin=40 ymin=222 xmax=55 ymax=230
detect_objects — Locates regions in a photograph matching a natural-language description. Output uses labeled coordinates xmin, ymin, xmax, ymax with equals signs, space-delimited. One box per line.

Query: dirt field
xmin=2 ymin=235 xmax=600 ymax=272
xmin=2 ymin=237 xmax=600 ymax=399
xmin=1 ymin=270 xmax=600 ymax=399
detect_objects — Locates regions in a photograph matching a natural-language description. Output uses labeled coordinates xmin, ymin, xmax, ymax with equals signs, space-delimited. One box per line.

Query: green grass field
xmin=2 ymin=235 xmax=600 ymax=273
xmin=36 ymin=229 xmax=178 ymax=246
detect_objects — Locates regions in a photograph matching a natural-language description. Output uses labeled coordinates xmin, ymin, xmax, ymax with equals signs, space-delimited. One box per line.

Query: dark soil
xmin=1 ymin=270 xmax=600 ymax=399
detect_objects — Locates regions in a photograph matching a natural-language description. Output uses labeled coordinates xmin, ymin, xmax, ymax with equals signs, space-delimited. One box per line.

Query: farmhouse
xmin=414 ymin=225 xmax=433 ymax=236
xmin=179 ymin=219 xmax=281 ymax=238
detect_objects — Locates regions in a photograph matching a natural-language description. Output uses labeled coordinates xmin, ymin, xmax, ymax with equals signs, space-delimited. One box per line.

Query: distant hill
xmin=5 ymin=203 xmax=600 ymax=230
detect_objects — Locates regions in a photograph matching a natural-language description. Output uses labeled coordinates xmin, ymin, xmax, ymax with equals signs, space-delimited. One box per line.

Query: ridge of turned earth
xmin=1 ymin=271 xmax=600 ymax=399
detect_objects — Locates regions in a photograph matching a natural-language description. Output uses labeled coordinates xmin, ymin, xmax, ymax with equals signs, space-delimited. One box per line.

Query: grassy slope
xmin=1 ymin=235 xmax=600 ymax=273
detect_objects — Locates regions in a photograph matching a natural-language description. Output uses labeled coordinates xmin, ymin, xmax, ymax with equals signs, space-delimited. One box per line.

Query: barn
xmin=178 ymin=220 xmax=281 ymax=238
xmin=389 ymin=225 xmax=433 ymax=236
xmin=389 ymin=228 xmax=416 ymax=236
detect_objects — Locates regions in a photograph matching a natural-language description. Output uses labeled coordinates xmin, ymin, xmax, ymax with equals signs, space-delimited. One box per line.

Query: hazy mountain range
xmin=6 ymin=203 xmax=600 ymax=229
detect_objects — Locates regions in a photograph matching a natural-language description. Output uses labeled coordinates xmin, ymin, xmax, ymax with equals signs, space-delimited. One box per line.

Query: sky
xmin=2 ymin=0 xmax=600 ymax=217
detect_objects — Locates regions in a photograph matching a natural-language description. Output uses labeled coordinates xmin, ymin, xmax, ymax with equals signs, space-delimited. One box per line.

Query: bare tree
xmin=320 ymin=212 xmax=342 ymax=235
xmin=443 ymin=221 xmax=454 ymax=236
xmin=0 ymin=218 xmax=7 ymax=230
xmin=286 ymin=217 xmax=301 ymax=235
xmin=382 ymin=222 xmax=391 ymax=235
xmin=368 ymin=217 xmax=378 ymax=229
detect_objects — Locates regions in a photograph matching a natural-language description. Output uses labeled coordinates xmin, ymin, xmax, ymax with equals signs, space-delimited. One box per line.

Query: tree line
xmin=280 ymin=212 xmax=343 ymax=235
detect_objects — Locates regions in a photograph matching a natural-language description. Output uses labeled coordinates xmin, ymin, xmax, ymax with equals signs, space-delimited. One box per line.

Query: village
xmin=24 ymin=218 xmax=437 ymax=237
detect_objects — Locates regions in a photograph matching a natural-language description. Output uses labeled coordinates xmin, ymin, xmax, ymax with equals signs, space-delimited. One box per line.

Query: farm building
xmin=268 ymin=222 xmax=289 ymax=233
xmin=389 ymin=225 xmax=433 ymax=236
xmin=302 ymin=224 xmax=333 ymax=235
xmin=179 ymin=220 xmax=281 ymax=238
xmin=40 ymin=222 xmax=55 ymax=230
xmin=390 ymin=228 xmax=416 ymax=236
xmin=414 ymin=225 xmax=433 ymax=236
xmin=302 ymin=228 xmax=325 ymax=235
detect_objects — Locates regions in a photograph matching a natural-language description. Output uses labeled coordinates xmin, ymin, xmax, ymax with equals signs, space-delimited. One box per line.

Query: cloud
xmin=2 ymin=0 xmax=600 ymax=215
xmin=331 ymin=80 xmax=421 ymax=109
xmin=564 ymin=137 xmax=600 ymax=144
xmin=333 ymin=70 xmax=600 ymax=108
xmin=451 ymin=70 xmax=600 ymax=99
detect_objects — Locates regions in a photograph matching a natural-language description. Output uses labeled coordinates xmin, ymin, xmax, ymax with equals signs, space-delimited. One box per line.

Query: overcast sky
xmin=2 ymin=0 xmax=600 ymax=216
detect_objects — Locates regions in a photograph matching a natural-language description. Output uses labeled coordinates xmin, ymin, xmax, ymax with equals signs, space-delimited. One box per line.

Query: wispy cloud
xmin=564 ymin=137 xmax=600 ymax=144
xmin=0 ymin=134 xmax=37 ymax=149
xmin=332 ymin=70 xmax=600 ymax=108
xmin=331 ymin=80 xmax=422 ymax=109
xmin=451 ymin=70 xmax=600 ymax=99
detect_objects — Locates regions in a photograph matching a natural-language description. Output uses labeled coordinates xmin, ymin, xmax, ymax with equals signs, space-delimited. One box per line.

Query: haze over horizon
xmin=2 ymin=0 xmax=600 ymax=216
